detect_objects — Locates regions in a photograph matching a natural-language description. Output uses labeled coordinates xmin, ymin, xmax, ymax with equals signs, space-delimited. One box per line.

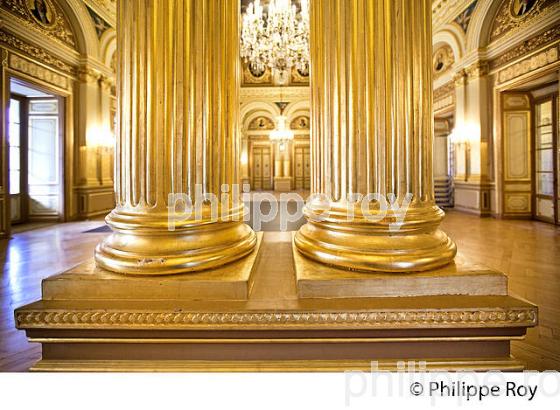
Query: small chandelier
xmin=241 ymin=0 xmax=310 ymax=76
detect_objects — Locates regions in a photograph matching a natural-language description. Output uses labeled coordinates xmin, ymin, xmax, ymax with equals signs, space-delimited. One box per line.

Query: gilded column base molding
xmin=295 ymin=205 xmax=457 ymax=273
xmin=49 ymin=233 xmax=262 ymax=301
xmin=95 ymin=208 xmax=257 ymax=275
xmin=294 ymin=244 xmax=506 ymax=299
xmin=16 ymin=235 xmax=536 ymax=372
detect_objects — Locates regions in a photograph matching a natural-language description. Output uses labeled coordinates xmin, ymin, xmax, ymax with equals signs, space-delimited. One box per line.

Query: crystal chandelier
xmin=241 ymin=0 xmax=310 ymax=76
xmin=269 ymin=115 xmax=294 ymax=143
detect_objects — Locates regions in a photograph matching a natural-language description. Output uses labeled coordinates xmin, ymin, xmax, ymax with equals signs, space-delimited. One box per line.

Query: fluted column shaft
xmin=295 ymin=0 xmax=456 ymax=272
xmin=95 ymin=0 xmax=256 ymax=275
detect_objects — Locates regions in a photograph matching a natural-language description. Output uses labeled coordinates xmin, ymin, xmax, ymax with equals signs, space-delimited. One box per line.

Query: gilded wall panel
xmin=503 ymin=111 xmax=531 ymax=181
xmin=504 ymin=192 xmax=532 ymax=213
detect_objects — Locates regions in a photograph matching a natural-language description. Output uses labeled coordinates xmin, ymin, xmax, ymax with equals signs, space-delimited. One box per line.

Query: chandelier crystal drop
xmin=241 ymin=0 xmax=310 ymax=76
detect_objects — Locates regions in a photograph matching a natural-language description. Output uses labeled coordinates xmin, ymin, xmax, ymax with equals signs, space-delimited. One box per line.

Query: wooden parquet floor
xmin=1 ymin=211 xmax=558 ymax=371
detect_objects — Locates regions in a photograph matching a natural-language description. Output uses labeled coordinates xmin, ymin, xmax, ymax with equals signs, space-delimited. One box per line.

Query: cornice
xmin=0 ymin=30 xmax=75 ymax=75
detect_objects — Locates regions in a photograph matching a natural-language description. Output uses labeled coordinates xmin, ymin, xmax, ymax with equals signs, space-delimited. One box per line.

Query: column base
xmin=95 ymin=212 xmax=257 ymax=275
xmin=15 ymin=234 xmax=537 ymax=372
xmin=45 ymin=232 xmax=263 ymax=301
xmin=293 ymin=235 xmax=507 ymax=298
xmin=294 ymin=205 xmax=457 ymax=272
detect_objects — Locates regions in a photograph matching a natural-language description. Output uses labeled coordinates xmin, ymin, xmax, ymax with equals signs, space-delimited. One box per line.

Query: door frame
xmin=7 ymin=93 xmax=29 ymax=224
xmin=532 ymin=93 xmax=559 ymax=224
xmin=249 ymin=139 xmax=274 ymax=191
xmin=2 ymin=70 xmax=72 ymax=236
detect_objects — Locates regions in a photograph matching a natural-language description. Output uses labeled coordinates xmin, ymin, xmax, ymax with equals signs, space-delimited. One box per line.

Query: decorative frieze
xmin=490 ymin=26 xmax=560 ymax=70
xmin=0 ymin=31 xmax=74 ymax=74
xmin=15 ymin=307 xmax=538 ymax=329
xmin=434 ymin=81 xmax=455 ymax=101
xmin=434 ymin=81 xmax=456 ymax=112
xmin=8 ymin=53 xmax=69 ymax=89
xmin=432 ymin=0 xmax=471 ymax=31
xmin=497 ymin=45 xmax=559 ymax=84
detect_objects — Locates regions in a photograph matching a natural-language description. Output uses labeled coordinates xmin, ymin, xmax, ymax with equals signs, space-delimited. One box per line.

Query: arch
xmin=100 ymin=28 xmax=117 ymax=69
xmin=240 ymin=101 xmax=281 ymax=131
xmin=57 ymin=0 xmax=101 ymax=58
xmin=433 ymin=25 xmax=465 ymax=61
xmin=242 ymin=110 xmax=277 ymax=133
xmin=283 ymin=100 xmax=310 ymax=122
xmin=466 ymin=0 xmax=504 ymax=51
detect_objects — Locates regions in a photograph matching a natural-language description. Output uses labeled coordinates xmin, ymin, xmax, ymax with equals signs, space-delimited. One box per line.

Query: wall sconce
xmin=240 ymin=151 xmax=248 ymax=166
xmin=449 ymin=124 xmax=478 ymax=182
xmin=87 ymin=125 xmax=115 ymax=150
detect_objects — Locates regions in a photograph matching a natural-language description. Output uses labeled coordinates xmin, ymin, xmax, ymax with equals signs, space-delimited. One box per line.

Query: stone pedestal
xmin=274 ymin=177 xmax=292 ymax=192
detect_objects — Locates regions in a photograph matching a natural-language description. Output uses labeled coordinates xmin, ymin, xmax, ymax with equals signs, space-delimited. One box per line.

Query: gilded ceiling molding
xmin=0 ymin=31 xmax=74 ymax=74
xmin=83 ymin=0 xmax=115 ymax=27
xmin=0 ymin=0 xmax=76 ymax=48
xmin=432 ymin=0 xmax=473 ymax=31
xmin=490 ymin=0 xmax=557 ymax=43
xmin=454 ymin=0 xmax=478 ymax=34
xmin=85 ymin=4 xmax=112 ymax=38
xmin=242 ymin=62 xmax=273 ymax=85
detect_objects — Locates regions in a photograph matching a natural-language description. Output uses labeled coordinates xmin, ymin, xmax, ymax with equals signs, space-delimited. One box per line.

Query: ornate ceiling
xmin=432 ymin=0 xmax=473 ymax=30
xmin=83 ymin=0 xmax=115 ymax=27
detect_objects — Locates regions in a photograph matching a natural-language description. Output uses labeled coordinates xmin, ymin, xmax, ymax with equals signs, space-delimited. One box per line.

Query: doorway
xmin=250 ymin=143 xmax=273 ymax=191
xmin=8 ymin=79 xmax=65 ymax=225
xmin=533 ymin=94 xmax=558 ymax=224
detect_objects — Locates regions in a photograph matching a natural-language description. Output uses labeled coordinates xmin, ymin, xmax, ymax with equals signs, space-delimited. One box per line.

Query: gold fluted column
xmin=95 ymin=0 xmax=256 ymax=275
xmin=295 ymin=0 xmax=456 ymax=272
